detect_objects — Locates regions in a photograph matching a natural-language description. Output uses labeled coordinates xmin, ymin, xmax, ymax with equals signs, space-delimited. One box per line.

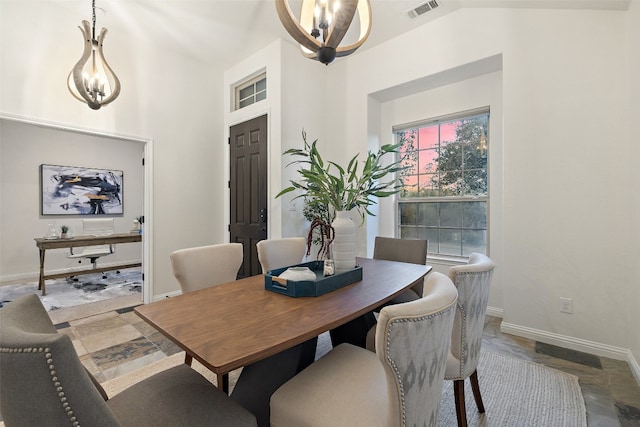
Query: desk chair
xmin=68 ymin=218 xmax=116 ymax=278
xmin=170 ymin=242 xmax=243 ymax=393
xmin=445 ymin=253 xmax=495 ymax=427
xmin=270 ymin=272 xmax=458 ymax=427
xmin=0 ymin=294 xmax=257 ymax=427
xmin=256 ymin=237 xmax=306 ymax=273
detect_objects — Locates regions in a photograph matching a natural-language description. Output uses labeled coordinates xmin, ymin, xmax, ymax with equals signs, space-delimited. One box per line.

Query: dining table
xmin=135 ymin=256 xmax=432 ymax=426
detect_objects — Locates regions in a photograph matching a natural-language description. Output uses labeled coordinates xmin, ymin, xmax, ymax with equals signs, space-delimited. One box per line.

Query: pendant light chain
xmin=91 ymin=0 xmax=96 ymax=40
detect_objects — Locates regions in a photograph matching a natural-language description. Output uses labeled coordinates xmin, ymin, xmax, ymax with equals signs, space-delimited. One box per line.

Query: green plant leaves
xmin=277 ymin=130 xmax=409 ymax=222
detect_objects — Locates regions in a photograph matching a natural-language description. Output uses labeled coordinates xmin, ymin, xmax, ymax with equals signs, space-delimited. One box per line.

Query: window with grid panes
xmin=395 ymin=108 xmax=489 ymax=258
xmin=235 ymin=74 xmax=266 ymax=110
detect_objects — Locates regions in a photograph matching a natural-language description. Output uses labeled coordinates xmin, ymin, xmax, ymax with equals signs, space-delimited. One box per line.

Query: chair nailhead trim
xmin=0 ymin=346 xmax=81 ymax=427
xmin=384 ymin=304 xmax=456 ymax=426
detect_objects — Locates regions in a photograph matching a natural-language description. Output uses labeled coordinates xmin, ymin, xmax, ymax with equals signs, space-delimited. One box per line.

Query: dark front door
xmin=229 ymin=115 xmax=268 ymax=278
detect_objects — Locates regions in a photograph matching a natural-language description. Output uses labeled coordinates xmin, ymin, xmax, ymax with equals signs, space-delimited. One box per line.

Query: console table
xmin=34 ymin=233 xmax=142 ymax=295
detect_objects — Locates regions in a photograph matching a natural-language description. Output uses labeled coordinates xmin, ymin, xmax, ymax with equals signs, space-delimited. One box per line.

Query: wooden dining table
xmin=135 ymin=257 xmax=431 ymax=426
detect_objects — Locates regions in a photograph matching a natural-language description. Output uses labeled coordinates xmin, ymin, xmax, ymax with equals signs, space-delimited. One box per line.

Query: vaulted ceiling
xmin=8 ymin=0 xmax=631 ymax=68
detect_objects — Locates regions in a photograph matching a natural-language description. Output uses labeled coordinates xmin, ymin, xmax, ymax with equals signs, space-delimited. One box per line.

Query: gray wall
xmin=0 ymin=119 xmax=144 ymax=283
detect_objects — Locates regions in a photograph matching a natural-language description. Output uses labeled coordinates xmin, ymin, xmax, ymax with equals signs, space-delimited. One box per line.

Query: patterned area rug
xmin=438 ymin=352 xmax=587 ymax=426
xmin=99 ymin=347 xmax=586 ymax=426
xmin=0 ymin=267 xmax=142 ymax=312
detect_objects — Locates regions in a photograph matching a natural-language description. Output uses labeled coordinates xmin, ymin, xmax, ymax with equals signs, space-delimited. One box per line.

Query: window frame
xmin=233 ymin=73 xmax=267 ymax=111
xmin=393 ymin=107 xmax=490 ymax=260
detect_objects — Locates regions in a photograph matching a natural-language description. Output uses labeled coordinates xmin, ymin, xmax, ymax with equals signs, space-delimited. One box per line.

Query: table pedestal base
xmin=230 ymin=337 xmax=318 ymax=427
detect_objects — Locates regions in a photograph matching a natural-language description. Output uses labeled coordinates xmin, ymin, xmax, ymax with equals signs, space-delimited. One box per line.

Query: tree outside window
xmin=396 ymin=110 xmax=489 ymax=257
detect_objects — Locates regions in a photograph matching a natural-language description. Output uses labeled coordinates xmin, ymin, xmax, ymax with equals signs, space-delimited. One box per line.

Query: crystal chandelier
xmin=275 ymin=0 xmax=372 ymax=65
xmin=67 ymin=0 xmax=120 ymax=110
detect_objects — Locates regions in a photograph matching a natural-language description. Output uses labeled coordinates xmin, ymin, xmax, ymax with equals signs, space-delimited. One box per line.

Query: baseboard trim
xmin=151 ymin=290 xmax=181 ymax=301
xmin=486 ymin=306 xmax=503 ymax=318
xmin=501 ymin=321 xmax=640 ymax=385
xmin=629 ymin=352 xmax=640 ymax=388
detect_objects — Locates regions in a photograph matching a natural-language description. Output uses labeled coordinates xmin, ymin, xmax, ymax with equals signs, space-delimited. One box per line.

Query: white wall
xmin=378 ymin=70 xmax=504 ymax=310
xmin=0 ymin=1 xmax=225 ymax=297
xmin=279 ymin=41 xmax=328 ymax=239
xmin=629 ymin=0 xmax=640 ymax=374
xmin=325 ymin=7 xmax=636 ymax=369
xmin=0 ymin=119 xmax=144 ymax=282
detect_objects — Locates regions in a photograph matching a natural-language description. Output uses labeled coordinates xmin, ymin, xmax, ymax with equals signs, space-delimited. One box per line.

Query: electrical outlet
xmin=560 ymin=297 xmax=573 ymax=314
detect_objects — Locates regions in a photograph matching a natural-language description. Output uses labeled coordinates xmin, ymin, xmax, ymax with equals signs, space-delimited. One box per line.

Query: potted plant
xmin=60 ymin=225 xmax=70 ymax=239
xmin=277 ymin=130 xmax=407 ymax=270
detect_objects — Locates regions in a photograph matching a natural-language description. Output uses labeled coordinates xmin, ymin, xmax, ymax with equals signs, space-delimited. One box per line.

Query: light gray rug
xmin=99 ymin=343 xmax=586 ymax=427
xmin=438 ymin=351 xmax=587 ymax=426
xmin=0 ymin=268 xmax=142 ymax=312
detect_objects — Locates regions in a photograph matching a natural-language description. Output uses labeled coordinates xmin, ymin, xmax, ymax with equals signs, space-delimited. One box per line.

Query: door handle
xmin=259 ymin=208 xmax=267 ymax=223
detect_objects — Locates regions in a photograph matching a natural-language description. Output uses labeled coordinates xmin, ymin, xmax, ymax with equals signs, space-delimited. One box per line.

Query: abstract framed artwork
xmin=40 ymin=164 xmax=124 ymax=215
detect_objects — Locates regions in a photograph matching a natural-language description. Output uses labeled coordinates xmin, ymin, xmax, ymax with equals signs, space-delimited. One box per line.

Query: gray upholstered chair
xmin=0 ymin=294 xmax=257 ymax=427
xmin=373 ymin=236 xmax=429 ymax=302
xmin=170 ymin=242 xmax=243 ymax=391
xmin=270 ymin=272 xmax=458 ymax=427
xmin=330 ymin=237 xmax=429 ymax=349
xmin=170 ymin=243 xmax=243 ymax=293
xmin=256 ymin=237 xmax=306 ymax=273
xmin=445 ymin=253 xmax=495 ymax=427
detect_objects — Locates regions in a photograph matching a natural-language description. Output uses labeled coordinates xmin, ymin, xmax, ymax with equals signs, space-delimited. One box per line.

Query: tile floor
xmin=55 ymin=304 xmax=640 ymax=426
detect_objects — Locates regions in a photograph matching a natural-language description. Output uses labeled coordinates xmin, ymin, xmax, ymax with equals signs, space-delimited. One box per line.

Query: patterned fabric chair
xmin=0 ymin=294 xmax=257 ymax=427
xmin=444 ymin=253 xmax=495 ymax=427
xmin=256 ymin=237 xmax=306 ymax=273
xmin=270 ymin=272 xmax=458 ymax=427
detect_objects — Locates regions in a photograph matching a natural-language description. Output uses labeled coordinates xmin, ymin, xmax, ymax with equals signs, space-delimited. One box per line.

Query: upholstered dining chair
xmin=373 ymin=236 xmax=429 ymax=302
xmin=270 ymin=272 xmax=458 ymax=427
xmin=256 ymin=237 xmax=306 ymax=273
xmin=230 ymin=237 xmax=317 ymax=425
xmin=445 ymin=252 xmax=495 ymax=427
xmin=0 ymin=294 xmax=257 ymax=427
xmin=170 ymin=243 xmax=243 ymax=293
xmin=170 ymin=242 xmax=243 ymax=391
xmin=330 ymin=236 xmax=430 ymax=349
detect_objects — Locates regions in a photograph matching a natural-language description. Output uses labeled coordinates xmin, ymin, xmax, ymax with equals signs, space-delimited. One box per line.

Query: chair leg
xmin=470 ymin=370 xmax=485 ymax=413
xmin=454 ymin=379 xmax=468 ymax=427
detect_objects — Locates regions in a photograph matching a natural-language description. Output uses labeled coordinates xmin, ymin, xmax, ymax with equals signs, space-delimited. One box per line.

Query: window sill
xmin=426 ymin=254 xmax=469 ymax=266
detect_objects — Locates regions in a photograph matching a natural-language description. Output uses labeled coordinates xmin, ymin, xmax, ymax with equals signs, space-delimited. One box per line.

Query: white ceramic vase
xmin=331 ymin=210 xmax=356 ymax=272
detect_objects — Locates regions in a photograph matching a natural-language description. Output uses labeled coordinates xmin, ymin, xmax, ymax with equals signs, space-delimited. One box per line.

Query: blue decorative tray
xmin=265 ymin=260 xmax=363 ymax=298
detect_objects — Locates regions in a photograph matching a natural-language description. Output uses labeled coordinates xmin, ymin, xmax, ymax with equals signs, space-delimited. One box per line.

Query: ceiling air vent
xmin=407 ymin=0 xmax=440 ymax=19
